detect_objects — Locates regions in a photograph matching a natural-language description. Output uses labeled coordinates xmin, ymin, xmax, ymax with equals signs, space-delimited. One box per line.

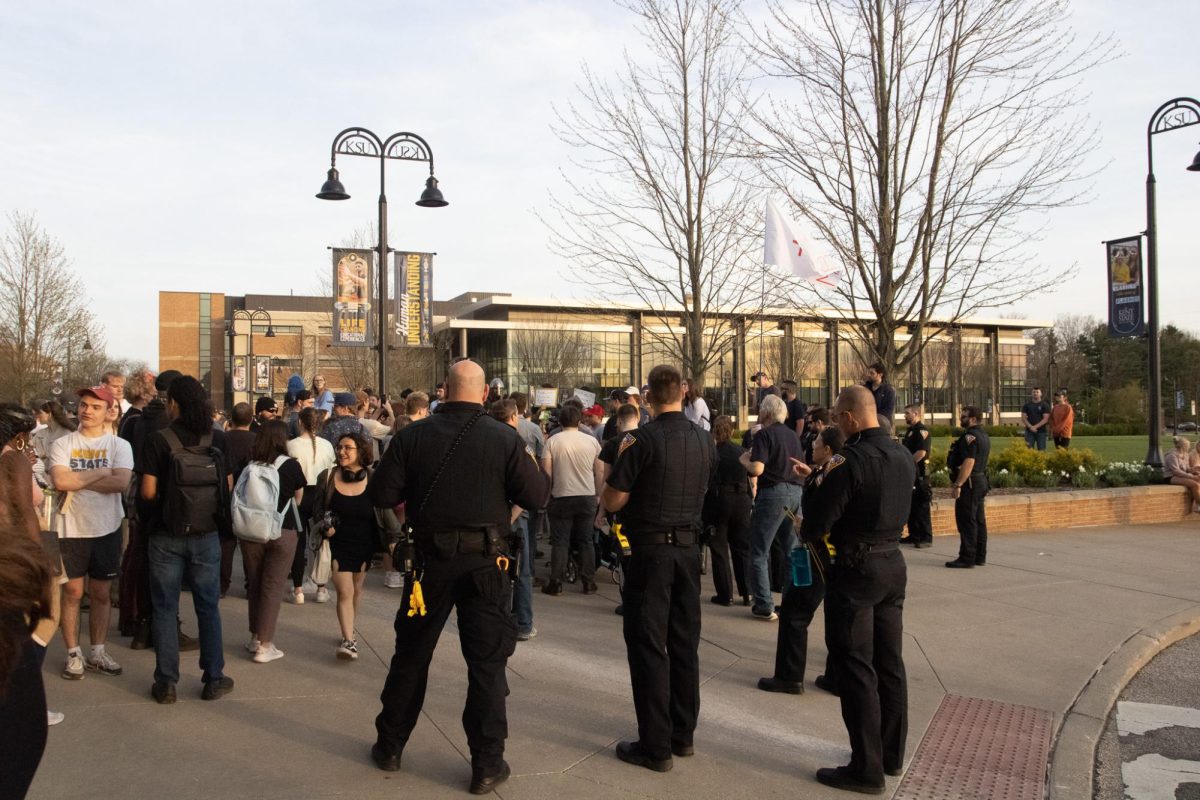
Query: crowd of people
xmin=0 ymin=359 xmax=995 ymax=796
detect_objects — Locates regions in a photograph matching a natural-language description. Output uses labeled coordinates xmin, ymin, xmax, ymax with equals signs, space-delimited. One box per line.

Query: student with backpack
xmin=232 ymin=421 xmax=305 ymax=664
xmin=140 ymin=376 xmax=234 ymax=704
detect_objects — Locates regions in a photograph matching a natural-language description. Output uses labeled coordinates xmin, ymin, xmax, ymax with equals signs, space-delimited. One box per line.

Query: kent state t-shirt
xmin=48 ymin=431 xmax=134 ymax=538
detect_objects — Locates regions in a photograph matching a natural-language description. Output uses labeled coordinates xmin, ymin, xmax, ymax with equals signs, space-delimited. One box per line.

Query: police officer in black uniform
xmin=899 ymin=404 xmax=933 ymax=548
xmin=945 ymin=405 xmax=991 ymax=569
xmin=601 ymin=364 xmax=716 ymax=773
xmin=799 ymin=385 xmax=913 ymax=794
xmin=368 ymin=359 xmax=547 ymax=794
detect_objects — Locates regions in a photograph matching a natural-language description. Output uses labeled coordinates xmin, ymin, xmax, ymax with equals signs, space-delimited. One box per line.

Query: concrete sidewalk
xmin=30 ymin=521 xmax=1200 ymax=799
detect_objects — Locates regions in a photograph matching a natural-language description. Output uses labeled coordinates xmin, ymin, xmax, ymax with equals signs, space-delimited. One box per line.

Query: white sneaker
xmin=85 ymin=651 xmax=122 ymax=676
xmin=383 ymin=570 xmax=403 ymax=589
xmin=337 ymin=639 xmax=359 ymax=660
xmin=291 ymin=587 xmax=305 ymax=605
xmin=253 ymin=644 xmax=285 ymax=664
xmin=47 ymin=710 xmax=65 ymax=726
xmin=245 ymin=638 xmax=261 ymax=654
xmin=302 ymin=578 xmax=318 ymax=594
xmin=315 ymin=587 xmax=330 ymax=603
xmin=62 ymin=652 xmax=85 ymax=680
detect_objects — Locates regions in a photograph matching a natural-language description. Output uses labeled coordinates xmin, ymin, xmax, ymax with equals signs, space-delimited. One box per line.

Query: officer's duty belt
xmin=717 ymin=483 xmax=748 ymax=494
xmin=628 ymin=527 xmax=697 ymax=547
xmin=415 ymin=528 xmax=506 ymax=556
xmin=854 ymin=540 xmax=900 ymax=556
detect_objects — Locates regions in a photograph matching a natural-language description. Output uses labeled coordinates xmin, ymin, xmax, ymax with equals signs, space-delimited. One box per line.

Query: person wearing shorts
xmin=48 ymin=386 xmax=134 ymax=681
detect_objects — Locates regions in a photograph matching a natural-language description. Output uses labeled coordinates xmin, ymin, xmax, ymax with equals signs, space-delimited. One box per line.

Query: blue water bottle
xmin=790 ymin=546 xmax=812 ymax=587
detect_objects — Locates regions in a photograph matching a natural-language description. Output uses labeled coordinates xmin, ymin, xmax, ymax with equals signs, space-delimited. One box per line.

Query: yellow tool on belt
xmin=613 ymin=523 xmax=632 ymax=557
xmin=407 ymin=571 xmax=427 ymax=618
xmin=496 ymin=554 xmax=509 ymax=572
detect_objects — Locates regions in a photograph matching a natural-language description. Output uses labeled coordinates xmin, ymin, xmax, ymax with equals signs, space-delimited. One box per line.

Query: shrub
xmin=1100 ymin=462 xmax=1160 ymax=487
xmin=990 ymin=441 xmax=1050 ymax=482
xmin=1024 ymin=469 xmax=1058 ymax=488
xmin=1045 ymin=447 xmax=1102 ymax=474
xmin=1070 ymin=468 xmax=1098 ymax=489
xmin=929 ymin=469 xmax=951 ymax=488
xmin=927 ymin=449 xmax=947 ymax=474
xmin=991 ymin=469 xmax=1021 ymax=489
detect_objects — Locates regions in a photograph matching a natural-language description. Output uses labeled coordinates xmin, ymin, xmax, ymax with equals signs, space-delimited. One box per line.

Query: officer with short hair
xmin=799 ymin=385 xmax=913 ymax=795
xmin=601 ymin=364 xmax=716 ymax=773
xmin=946 ymin=405 xmax=991 ymax=569
xmin=899 ymin=404 xmax=933 ymax=548
xmin=368 ymin=359 xmax=547 ymax=794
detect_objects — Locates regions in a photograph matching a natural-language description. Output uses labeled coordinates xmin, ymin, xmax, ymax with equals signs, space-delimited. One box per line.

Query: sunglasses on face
xmin=336 ymin=445 xmax=357 ymax=452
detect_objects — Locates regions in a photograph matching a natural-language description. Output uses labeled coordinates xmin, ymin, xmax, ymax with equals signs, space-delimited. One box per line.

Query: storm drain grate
xmin=893 ymin=694 xmax=1053 ymax=800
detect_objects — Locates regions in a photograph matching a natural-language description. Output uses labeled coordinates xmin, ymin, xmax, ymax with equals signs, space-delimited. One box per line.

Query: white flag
xmin=763 ymin=199 xmax=840 ymax=287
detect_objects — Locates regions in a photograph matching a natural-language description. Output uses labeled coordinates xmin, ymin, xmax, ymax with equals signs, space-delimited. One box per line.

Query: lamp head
xmin=316 ymin=167 xmax=350 ymax=200
xmin=265 ymin=326 xmax=276 ymax=338
xmin=416 ymin=175 xmax=448 ymax=208
xmin=1188 ymin=145 xmax=1200 ymax=172
xmin=82 ymin=337 xmax=93 ymax=352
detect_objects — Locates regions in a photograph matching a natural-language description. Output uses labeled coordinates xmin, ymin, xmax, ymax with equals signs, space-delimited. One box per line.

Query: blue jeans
xmin=511 ymin=513 xmax=534 ymax=634
xmin=1024 ymin=428 xmax=1047 ymax=450
xmin=149 ymin=532 xmax=226 ymax=686
xmin=747 ymin=483 xmax=802 ymax=614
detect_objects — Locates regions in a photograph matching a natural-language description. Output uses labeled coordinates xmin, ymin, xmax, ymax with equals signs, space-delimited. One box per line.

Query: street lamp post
xmin=229 ymin=307 xmax=276 ymax=405
xmin=316 ymin=128 xmax=448 ymax=398
xmin=1143 ymin=97 xmax=1200 ymax=467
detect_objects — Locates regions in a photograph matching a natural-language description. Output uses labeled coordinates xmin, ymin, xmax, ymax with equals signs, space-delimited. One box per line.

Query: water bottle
xmin=790 ymin=546 xmax=812 ymax=587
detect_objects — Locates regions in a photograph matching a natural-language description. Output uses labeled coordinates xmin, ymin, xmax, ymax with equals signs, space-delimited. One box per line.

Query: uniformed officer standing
xmin=899 ymin=404 xmax=933 ymax=548
xmin=945 ymin=405 xmax=991 ymax=569
xmin=799 ymin=385 xmax=913 ymax=794
xmin=601 ymin=365 xmax=716 ymax=773
xmin=368 ymin=360 xmax=547 ymax=794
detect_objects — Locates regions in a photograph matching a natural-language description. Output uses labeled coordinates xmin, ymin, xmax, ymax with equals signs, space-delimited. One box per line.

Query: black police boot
xmin=130 ymin=619 xmax=151 ymax=650
xmin=815 ymin=766 xmax=885 ymax=795
xmin=757 ymin=676 xmax=803 ymax=695
xmin=541 ymin=580 xmax=563 ymax=596
xmin=371 ymin=742 xmax=402 ymax=772
xmin=469 ymin=761 xmax=510 ymax=794
xmin=945 ymin=559 xmax=974 ymax=569
xmin=814 ymin=674 xmax=839 ymax=696
xmin=616 ymin=741 xmax=673 ymax=772
xmin=898 ymin=536 xmax=916 ymax=546
xmin=710 ymin=595 xmax=732 ymax=606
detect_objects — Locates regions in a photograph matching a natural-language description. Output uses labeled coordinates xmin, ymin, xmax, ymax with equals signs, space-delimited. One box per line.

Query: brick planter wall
xmin=929 ymin=485 xmax=1193 ymax=537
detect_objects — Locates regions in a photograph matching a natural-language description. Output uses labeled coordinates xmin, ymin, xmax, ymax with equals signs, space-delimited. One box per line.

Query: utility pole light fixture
xmin=1143 ymin=97 xmax=1200 ymax=468
xmin=316 ymin=127 xmax=448 ymax=396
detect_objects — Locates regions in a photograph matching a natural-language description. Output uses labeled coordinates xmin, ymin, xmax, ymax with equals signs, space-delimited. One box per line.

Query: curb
xmin=1046 ymin=604 xmax=1200 ymax=799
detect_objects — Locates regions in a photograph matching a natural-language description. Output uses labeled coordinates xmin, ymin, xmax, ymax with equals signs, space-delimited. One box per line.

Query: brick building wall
xmin=929 ymin=485 xmax=1193 ymax=537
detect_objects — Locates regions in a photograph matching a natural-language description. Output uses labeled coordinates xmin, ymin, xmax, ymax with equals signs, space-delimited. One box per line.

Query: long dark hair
xmin=167 ymin=376 xmax=210 ymax=436
xmin=298 ymin=407 xmax=320 ymax=459
xmin=37 ymin=399 xmax=76 ymax=432
xmin=250 ymin=420 xmax=289 ymax=464
xmin=0 ymin=531 xmax=50 ymax=697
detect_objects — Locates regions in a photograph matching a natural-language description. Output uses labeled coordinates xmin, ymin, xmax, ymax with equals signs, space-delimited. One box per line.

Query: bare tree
xmin=748 ymin=0 xmax=1102 ymax=378
xmin=0 ymin=212 xmax=104 ymax=403
xmin=546 ymin=0 xmax=761 ymax=387
xmin=511 ymin=326 xmax=593 ymax=391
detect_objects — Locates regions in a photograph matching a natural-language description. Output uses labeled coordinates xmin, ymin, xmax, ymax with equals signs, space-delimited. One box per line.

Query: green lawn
xmin=931 ymin=435 xmax=1150 ymax=465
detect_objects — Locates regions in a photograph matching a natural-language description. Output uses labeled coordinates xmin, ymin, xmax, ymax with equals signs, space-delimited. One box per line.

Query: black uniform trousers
xmin=906 ymin=480 xmax=933 ymax=544
xmin=708 ymin=491 xmax=751 ymax=602
xmin=954 ymin=482 xmax=988 ymax=564
xmin=622 ymin=542 xmax=701 ymax=761
xmin=824 ymin=550 xmax=908 ymax=784
xmin=375 ymin=549 xmax=517 ymax=771
xmin=773 ymin=565 xmax=833 ymax=684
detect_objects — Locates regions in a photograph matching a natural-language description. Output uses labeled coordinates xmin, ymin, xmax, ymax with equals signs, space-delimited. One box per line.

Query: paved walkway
xmin=30 ymin=521 xmax=1200 ymax=799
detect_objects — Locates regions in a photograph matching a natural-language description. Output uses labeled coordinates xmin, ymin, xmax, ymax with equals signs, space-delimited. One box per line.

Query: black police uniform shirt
xmin=368 ymin=401 xmax=547 ymax=533
xmin=947 ymin=426 xmax=991 ymax=485
xmin=606 ymin=410 xmax=716 ymax=532
xmin=141 ymin=421 xmax=231 ymax=534
xmin=901 ymin=422 xmax=930 ymax=478
xmin=1021 ymin=400 xmax=1051 ymax=429
xmin=599 ymin=433 xmax=623 ymax=467
xmin=713 ymin=440 xmax=750 ymax=490
xmin=798 ymin=427 xmax=914 ymax=551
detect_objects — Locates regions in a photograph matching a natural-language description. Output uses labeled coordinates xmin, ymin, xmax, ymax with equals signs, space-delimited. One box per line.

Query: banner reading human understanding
xmin=394 ymin=252 xmax=434 ymax=346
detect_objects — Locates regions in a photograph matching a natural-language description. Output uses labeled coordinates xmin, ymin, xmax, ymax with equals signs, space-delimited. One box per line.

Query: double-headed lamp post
xmin=229 ymin=307 xmax=275 ymax=404
xmin=1143 ymin=97 xmax=1200 ymax=468
xmin=316 ymin=128 xmax=448 ymax=397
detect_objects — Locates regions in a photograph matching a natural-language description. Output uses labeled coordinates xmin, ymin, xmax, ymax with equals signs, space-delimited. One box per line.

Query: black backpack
xmin=160 ymin=428 xmax=228 ymax=536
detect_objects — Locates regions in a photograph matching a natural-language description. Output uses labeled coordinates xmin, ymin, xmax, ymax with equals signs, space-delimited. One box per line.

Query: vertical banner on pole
xmin=254 ymin=356 xmax=271 ymax=392
xmin=232 ymin=356 xmax=247 ymax=392
xmin=393 ymin=252 xmax=434 ymax=346
xmin=1106 ymin=236 xmax=1145 ymax=338
xmin=331 ymin=249 xmax=375 ymax=347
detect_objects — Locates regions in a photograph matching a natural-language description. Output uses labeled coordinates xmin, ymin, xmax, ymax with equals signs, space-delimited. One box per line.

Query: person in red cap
xmin=46 ymin=386 xmax=134 ymax=682
xmin=582 ymin=404 xmax=606 ymax=443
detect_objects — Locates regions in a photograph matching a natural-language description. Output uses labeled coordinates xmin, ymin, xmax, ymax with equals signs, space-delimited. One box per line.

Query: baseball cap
xmin=625 ymin=385 xmax=641 ymax=397
xmin=76 ymin=385 xmax=116 ymax=408
xmin=608 ymin=389 xmax=629 ymax=401
xmin=584 ymin=404 xmax=605 ymax=418
xmin=154 ymin=370 xmax=183 ymax=391
xmin=333 ymin=391 xmax=357 ymax=408
xmin=255 ymin=396 xmax=278 ymax=414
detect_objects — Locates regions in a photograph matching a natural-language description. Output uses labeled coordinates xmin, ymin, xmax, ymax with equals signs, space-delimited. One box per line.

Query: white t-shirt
xmin=545 ymin=428 xmax=602 ymax=498
xmin=685 ymin=397 xmax=711 ymax=431
xmin=287 ymin=435 xmax=337 ymax=486
xmin=48 ymin=431 xmax=134 ymax=539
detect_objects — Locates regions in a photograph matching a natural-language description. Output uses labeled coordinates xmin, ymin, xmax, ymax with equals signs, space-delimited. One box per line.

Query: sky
xmin=1 ymin=0 xmax=1197 ymax=367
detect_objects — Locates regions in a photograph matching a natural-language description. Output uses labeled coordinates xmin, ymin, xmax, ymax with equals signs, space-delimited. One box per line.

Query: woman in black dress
xmin=312 ymin=432 xmax=399 ymax=661
xmin=706 ymin=416 xmax=752 ymax=606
